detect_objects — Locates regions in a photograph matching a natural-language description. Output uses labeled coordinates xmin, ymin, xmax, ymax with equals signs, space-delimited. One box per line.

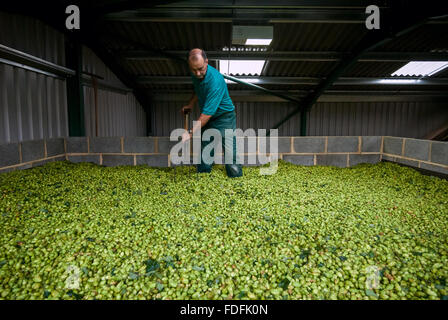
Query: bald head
xmin=188 ymin=48 xmax=207 ymax=62
xmin=188 ymin=48 xmax=208 ymax=80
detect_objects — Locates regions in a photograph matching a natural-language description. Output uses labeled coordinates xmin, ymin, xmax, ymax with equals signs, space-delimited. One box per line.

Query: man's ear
xmin=205 ymin=59 xmax=208 ymax=65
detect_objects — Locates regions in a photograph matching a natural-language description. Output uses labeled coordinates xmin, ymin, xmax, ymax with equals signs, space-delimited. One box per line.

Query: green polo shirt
xmin=191 ymin=65 xmax=234 ymax=118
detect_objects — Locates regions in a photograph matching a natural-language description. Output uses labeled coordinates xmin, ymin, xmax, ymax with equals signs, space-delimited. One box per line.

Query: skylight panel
xmin=391 ymin=61 xmax=448 ymax=77
xmin=219 ymin=60 xmax=265 ymax=76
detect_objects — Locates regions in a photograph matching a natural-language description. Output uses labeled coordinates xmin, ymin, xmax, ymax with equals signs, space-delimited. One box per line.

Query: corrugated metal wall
xmin=151 ymin=100 xmax=300 ymax=136
xmin=151 ymin=99 xmax=448 ymax=138
xmin=0 ymin=11 xmax=65 ymax=65
xmin=82 ymin=46 xmax=147 ymax=137
xmin=0 ymin=12 xmax=147 ymax=144
xmin=0 ymin=11 xmax=69 ymax=144
xmin=308 ymin=101 xmax=448 ymax=138
xmin=82 ymin=46 xmax=125 ymax=88
xmin=83 ymin=86 xmax=146 ymax=137
xmin=150 ymin=101 xmax=187 ymax=137
xmin=235 ymin=102 xmax=301 ymax=136
xmin=0 ymin=64 xmax=69 ymax=144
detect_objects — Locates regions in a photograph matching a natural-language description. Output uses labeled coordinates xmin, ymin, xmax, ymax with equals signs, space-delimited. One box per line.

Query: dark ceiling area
xmin=2 ymin=0 xmax=448 ymax=104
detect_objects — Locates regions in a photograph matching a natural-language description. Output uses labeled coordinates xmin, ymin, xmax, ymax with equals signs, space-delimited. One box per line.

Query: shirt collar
xmin=199 ymin=65 xmax=210 ymax=83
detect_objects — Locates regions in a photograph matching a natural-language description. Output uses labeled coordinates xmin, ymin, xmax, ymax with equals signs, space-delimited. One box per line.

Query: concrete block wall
xmin=382 ymin=136 xmax=448 ymax=175
xmin=1 ymin=136 xmax=447 ymax=177
xmin=0 ymin=138 xmax=66 ymax=173
xmin=65 ymin=136 xmax=279 ymax=168
xmin=65 ymin=137 xmax=168 ymax=167
xmin=282 ymin=136 xmax=382 ymax=168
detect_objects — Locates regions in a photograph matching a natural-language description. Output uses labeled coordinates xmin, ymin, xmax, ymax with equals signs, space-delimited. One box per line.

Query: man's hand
xmin=182 ymin=131 xmax=192 ymax=143
xmin=181 ymin=105 xmax=193 ymax=114
xmin=181 ymin=113 xmax=211 ymax=143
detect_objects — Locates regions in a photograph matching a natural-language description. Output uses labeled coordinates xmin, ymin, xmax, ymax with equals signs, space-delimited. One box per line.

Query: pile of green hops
xmin=0 ymin=160 xmax=447 ymax=300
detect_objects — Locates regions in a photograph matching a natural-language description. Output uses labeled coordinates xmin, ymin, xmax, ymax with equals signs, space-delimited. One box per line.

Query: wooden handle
xmin=184 ymin=113 xmax=189 ymax=131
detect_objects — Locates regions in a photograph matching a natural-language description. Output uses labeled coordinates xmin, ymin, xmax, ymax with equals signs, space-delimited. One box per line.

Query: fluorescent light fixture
xmin=391 ymin=61 xmax=448 ymax=77
xmin=378 ymin=79 xmax=421 ymax=85
xmin=219 ymin=60 xmax=265 ymax=76
xmin=245 ymin=38 xmax=272 ymax=45
xmin=232 ymin=26 xmax=273 ymax=45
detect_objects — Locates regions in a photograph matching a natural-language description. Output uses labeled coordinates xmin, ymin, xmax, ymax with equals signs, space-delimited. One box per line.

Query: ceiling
xmin=2 ymin=0 xmax=448 ymax=103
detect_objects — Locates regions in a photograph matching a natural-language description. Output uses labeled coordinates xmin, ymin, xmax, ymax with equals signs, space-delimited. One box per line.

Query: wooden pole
xmin=184 ymin=112 xmax=189 ymax=131
xmin=92 ymin=76 xmax=99 ymax=137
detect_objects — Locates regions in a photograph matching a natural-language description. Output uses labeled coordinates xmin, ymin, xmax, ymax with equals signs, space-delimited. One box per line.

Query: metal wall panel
xmin=308 ymin=101 xmax=448 ymax=138
xmin=0 ymin=63 xmax=69 ymax=144
xmin=82 ymin=46 xmax=147 ymax=137
xmin=83 ymin=86 xmax=146 ymax=137
xmin=0 ymin=12 xmax=68 ymax=144
xmin=151 ymin=101 xmax=191 ymax=137
xmin=82 ymin=46 xmax=125 ymax=88
xmin=151 ymin=100 xmax=301 ymax=136
xmin=151 ymin=99 xmax=448 ymax=138
xmin=0 ymin=12 xmax=65 ymax=65
xmin=234 ymin=102 xmax=301 ymax=136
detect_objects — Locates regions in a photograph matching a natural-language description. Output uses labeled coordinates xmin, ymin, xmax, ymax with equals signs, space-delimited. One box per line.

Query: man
xmin=181 ymin=48 xmax=243 ymax=178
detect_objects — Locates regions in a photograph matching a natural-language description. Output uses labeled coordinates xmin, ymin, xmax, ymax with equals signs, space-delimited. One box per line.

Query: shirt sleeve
xmin=201 ymin=80 xmax=224 ymax=116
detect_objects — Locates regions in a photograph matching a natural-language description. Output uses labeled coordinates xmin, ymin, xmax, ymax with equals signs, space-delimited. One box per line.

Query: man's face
xmin=189 ymin=57 xmax=208 ymax=80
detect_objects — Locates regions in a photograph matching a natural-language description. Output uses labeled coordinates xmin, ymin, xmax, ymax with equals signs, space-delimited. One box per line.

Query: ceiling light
xmin=232 ymin=26 xmax=273 ymax=46
xmin=378 ymin=79 xmax=421 ymax=84
xmin=245 ymin=39 xmax=272 ymax=45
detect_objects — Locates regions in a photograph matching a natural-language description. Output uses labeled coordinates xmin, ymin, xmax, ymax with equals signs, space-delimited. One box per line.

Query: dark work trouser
xmin=197 ymin=111 xmax=243 ymax=178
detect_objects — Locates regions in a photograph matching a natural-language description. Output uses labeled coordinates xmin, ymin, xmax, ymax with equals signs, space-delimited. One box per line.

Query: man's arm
xmin=181 ymin=93 xmax=198 ymax=114
xmin=189 ymin=93 xmax=198 ymax=108
xmin=191 ymin=113 xmax=212 ymax=134
xmin=182 ymin=112 xmax=212 ymax=142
